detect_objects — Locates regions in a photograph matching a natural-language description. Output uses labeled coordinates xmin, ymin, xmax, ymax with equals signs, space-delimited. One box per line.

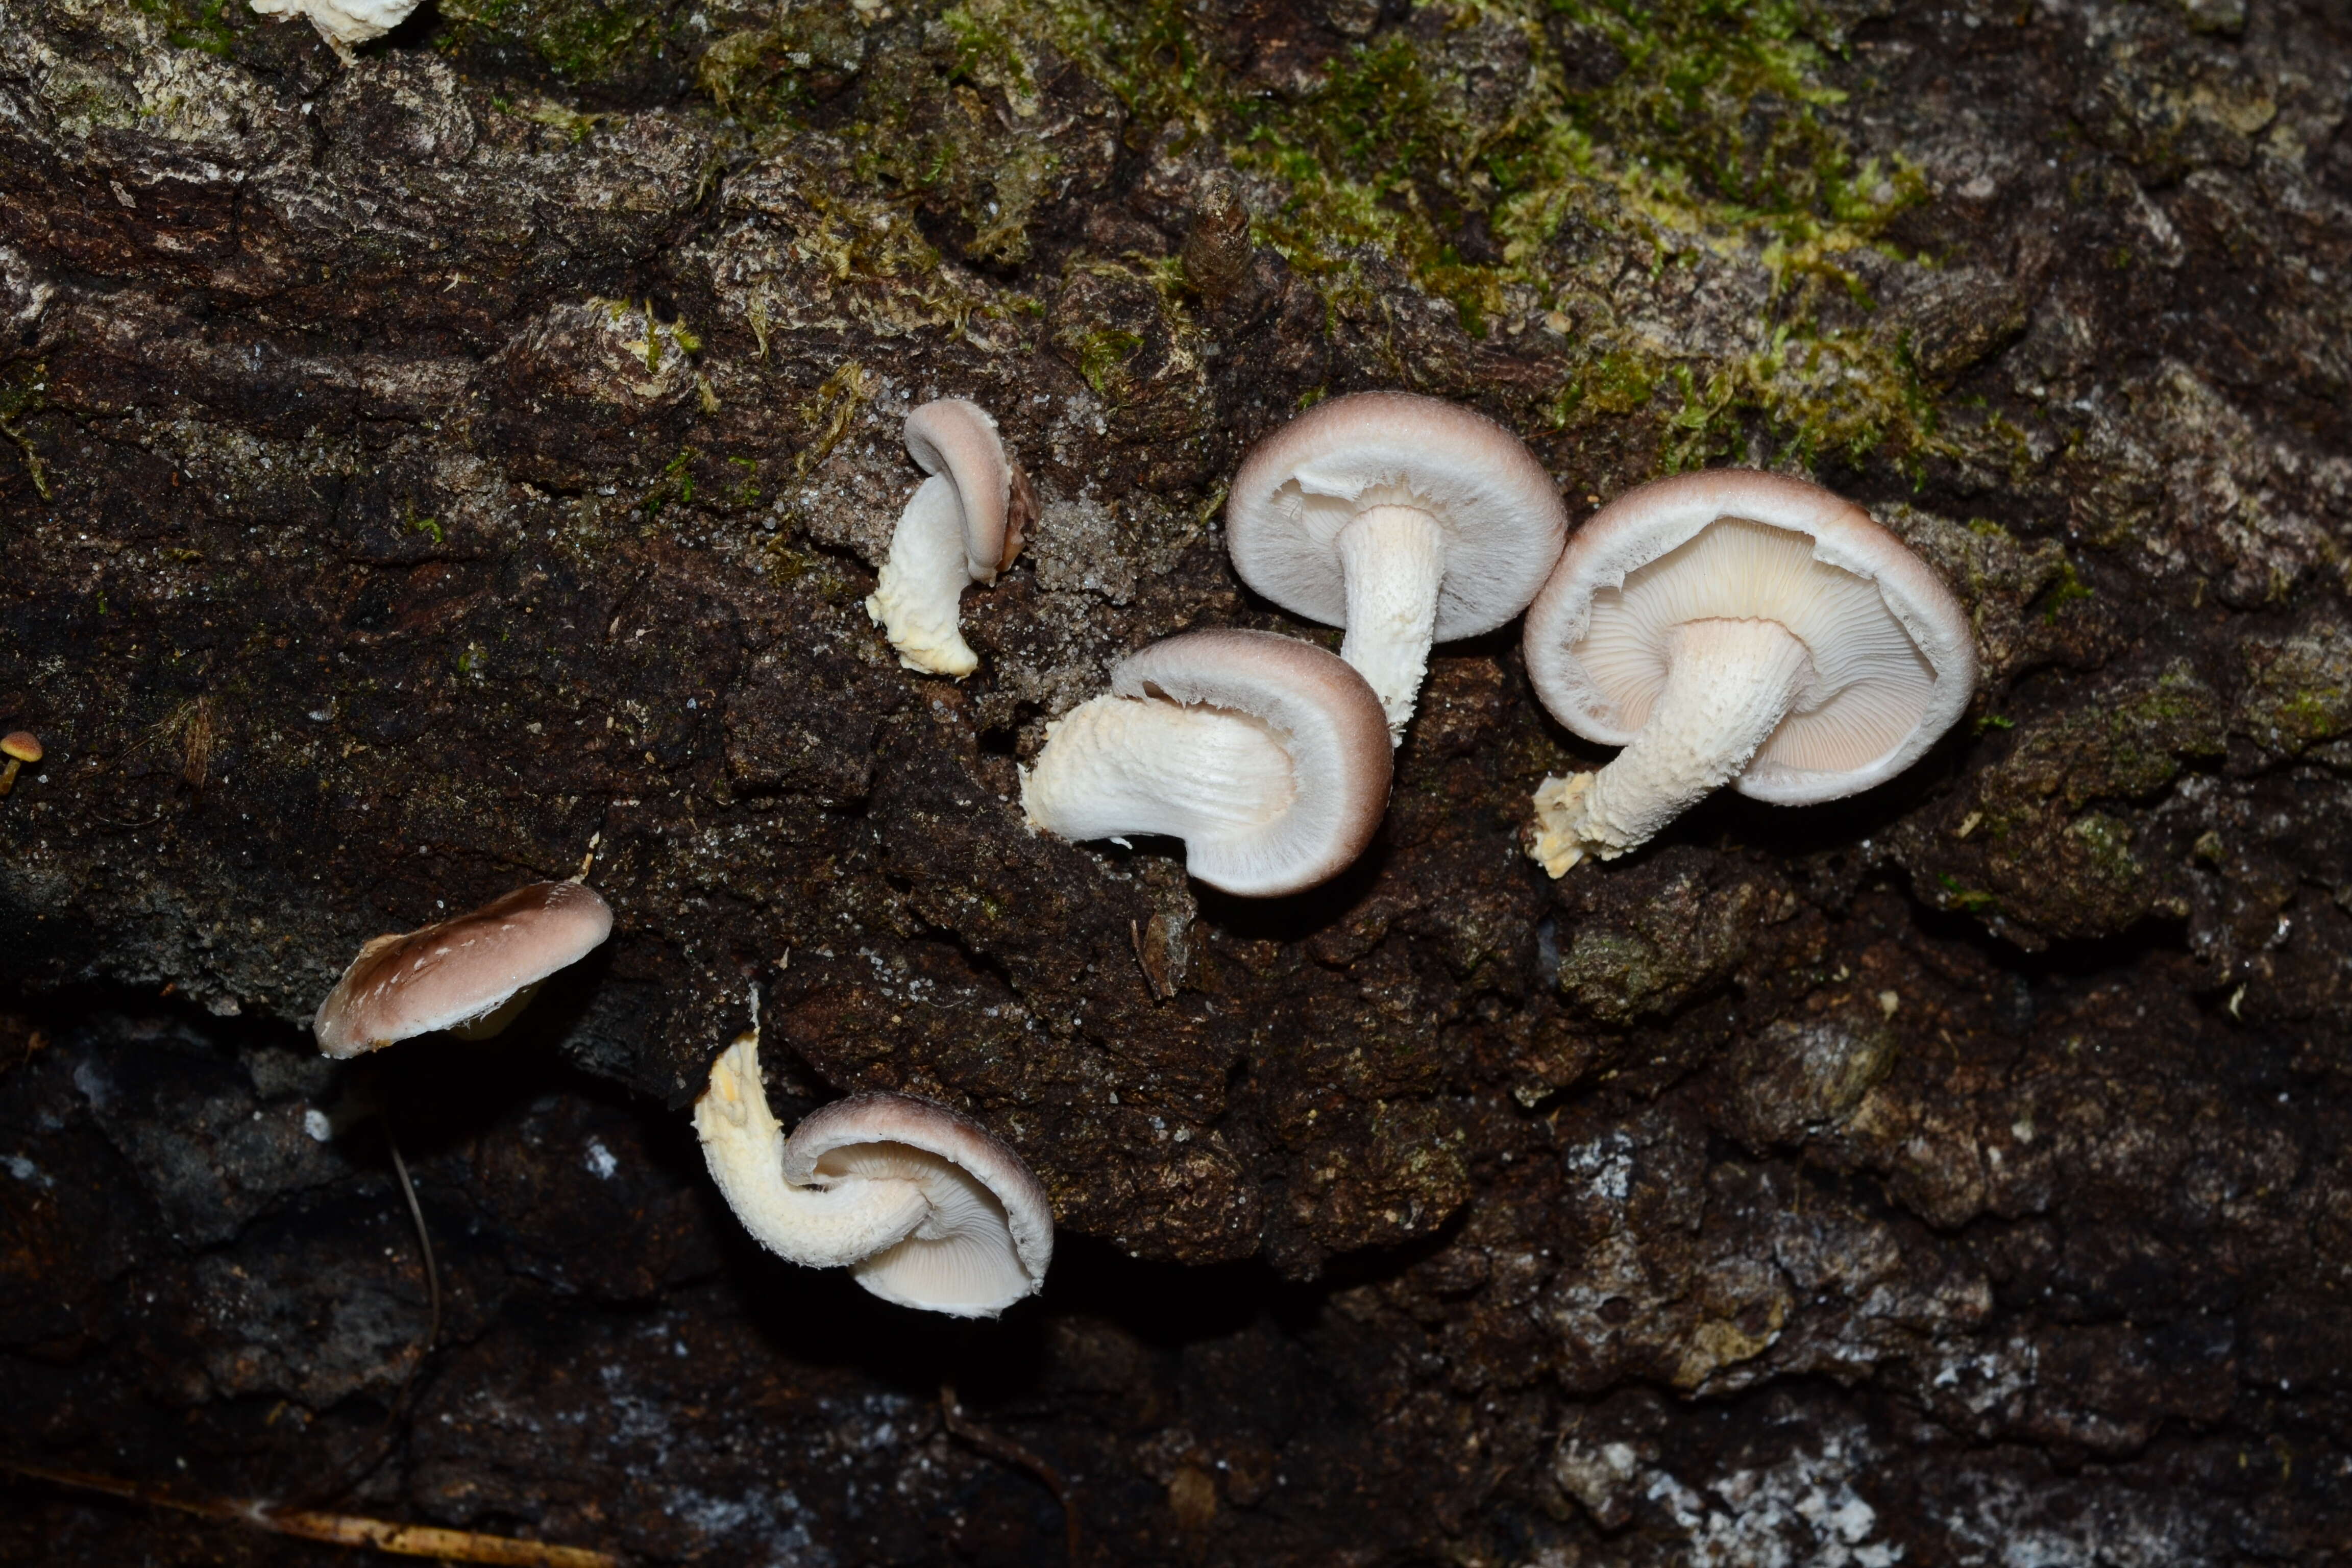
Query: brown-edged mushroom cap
xmin=865 ymin=397 xmax=1034 ymax=679
xmin=695 ymin=1026 xmax=1051 ymax=1318
xmin=0 ymin=731 xmax=39 ymax=797
xmin=1521 ymin=470 xmax=1975 ymax=875
xmin=1226 ymin=391 xmax=1568 ymax=741
xmin=312 ymin=881 xmax=614 ymax=1058
xmin=1019 ymin=628 xmax=1392 ymax=898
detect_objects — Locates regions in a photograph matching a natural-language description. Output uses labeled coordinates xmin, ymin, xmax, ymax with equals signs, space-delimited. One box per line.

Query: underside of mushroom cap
xmin=1031 ymin=628 xmax=1391 ymax=897
xmin=1226 ymin=391 xmax=1568 ymax=641
xmin=1525 ymin=470 xmax=1975 ymax=805
xmin=312 ymin=881 xmax=614 ymax=1058
xmin=783 ymin=1093 xmax=1053 ymax=1317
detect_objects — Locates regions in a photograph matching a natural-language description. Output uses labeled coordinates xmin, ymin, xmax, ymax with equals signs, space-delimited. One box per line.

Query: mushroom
xmin=864 ymin=398 xmax=1034 ymax=678
xmin=695 ymin=1023 xmax=1052 ymax=1317
xmin=248 ymin=0 xmax=422 ymax=60
xmin=1019 ymin=628 xmax=1391 ymax=898
xmin=1521 ymin=469 xmax=1976 ymax=874
xmin=1225 ymin=391 xmax=1569 ymax=743
xmin=313 ymin=881 xmax=614 ymax=1058
xmin=0 ymin=731 xmax=40 ymax=797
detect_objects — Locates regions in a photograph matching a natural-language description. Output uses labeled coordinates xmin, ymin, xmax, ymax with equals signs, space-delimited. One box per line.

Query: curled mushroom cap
xmin=1521 ymin=470 xmax=1975 ymax=875
xmin=864 ymin=397 xmax=1034 ymax=678
xmin=1020 ymin=628 xmax=1392 ymax=898
xmin=1226 ymin=391 xmax=1568 ymax=742
xmin=249 ymin=0 xmax=422 ymax=57
xmin=695 ymin=1027 xmax=1052 ymax=1317
xmin=312 ymin=881 xmax=614 ymax=1058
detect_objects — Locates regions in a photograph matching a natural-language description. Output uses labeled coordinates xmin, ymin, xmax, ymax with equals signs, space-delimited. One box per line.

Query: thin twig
xmin=387 ymin=1131 xmax=443 ymax=1355
xmin=1 ymin=1461 xmax=620 ymax=1566
xmin=940 ymin=1384 xmax=1082 ymax=1567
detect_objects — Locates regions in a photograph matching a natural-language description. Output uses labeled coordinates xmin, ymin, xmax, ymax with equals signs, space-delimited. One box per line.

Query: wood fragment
xmin=2 ymin=1461 xmax=621 ymax=1567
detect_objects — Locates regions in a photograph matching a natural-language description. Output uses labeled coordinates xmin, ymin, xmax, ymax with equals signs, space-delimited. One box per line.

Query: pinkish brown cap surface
xmin=312 ymin=881 xmax=614 ymax=1058
xmin=906 ymin=397 xmax=1028 ymax=580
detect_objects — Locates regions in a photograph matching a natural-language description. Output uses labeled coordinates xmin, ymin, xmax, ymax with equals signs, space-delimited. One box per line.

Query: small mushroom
xmin=1226 ymin=391 xmax=1569 ymax=743
xmin=0 ymin=731 xmax=40 ymax=797
xmin=247 ymin=0 xmax=422 ymax=60
xmin=695 ymin=1025 xmax=1052 ymax=1317
xmin=1019 ymin=628 xmax=1391 ymax=898
xmin=313 ymin=881 xmax=614 ymax=1058
xmin=1521 ymin=470 xmax=1976 ymax=874
xmin=864 ymin=398 xmax=1034 ymax=678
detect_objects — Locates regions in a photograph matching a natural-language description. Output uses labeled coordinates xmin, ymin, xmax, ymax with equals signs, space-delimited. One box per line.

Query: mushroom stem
xmin=1531 ymin=618 xmax=1812 ymax=875
xmin=695 ymin=1032 xmax=932 ymax=1268
xmin=1336 ymin=505 xmax=1447 ymax=744
xmin=866 ymin=475 xmax=982 ymax=678
xmin=1020 ymin=695 xmax=1296 ymax=848
xmin=0 ymin=759 xmax=19 ymax=797
xmin=446 ymin=981 xmax=542 ymax=1041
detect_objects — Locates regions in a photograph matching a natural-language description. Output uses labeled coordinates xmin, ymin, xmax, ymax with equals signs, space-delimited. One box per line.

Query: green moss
xmin=442 ymin=0 xmax=690 ymax=87
xmin=2040 ymin=558 xmax=2094 ymax=622
xmin=132 ymin=0 xmax=239 ymax=55
xmin=0 ymin=361 xmax=50 ymax=501
xmin=687 ymin=0 xmax=1949 ymax=472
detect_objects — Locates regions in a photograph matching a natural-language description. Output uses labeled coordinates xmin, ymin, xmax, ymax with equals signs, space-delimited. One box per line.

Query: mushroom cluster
xmin=296 ymin=388 xmax=1978 ymax=1331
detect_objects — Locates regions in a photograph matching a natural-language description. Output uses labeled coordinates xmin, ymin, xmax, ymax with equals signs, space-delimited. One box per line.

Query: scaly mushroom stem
xmin=1021 ymin=696 xmax=1296 ymax=847
xmin=1531 ymin=617 xmax=1812 ymax=875
xmin=695 ymin=1032 xmax=930 ymax=1268
xmin=1336 ymin=505 xmax=1447 ymax=744
xmin=866 ymin=475 xmax=981 ymax=678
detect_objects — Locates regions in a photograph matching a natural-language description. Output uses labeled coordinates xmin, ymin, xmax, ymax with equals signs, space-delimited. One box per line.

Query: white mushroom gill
xmin=249 ymin=0 xmax=421 ymax=58
xmin=695 ymin=1026 xmax=1050 ymax=1316
xmin=696 ymin=1032 xmax=933 ymax=1270
xmin=1020 ymin=696 xmax=1300 ymax=856
xmin=1335 ymin=503 xmax=1449 ymax=741
xmin=1530 ymin=518 xmax=1932 ymax=874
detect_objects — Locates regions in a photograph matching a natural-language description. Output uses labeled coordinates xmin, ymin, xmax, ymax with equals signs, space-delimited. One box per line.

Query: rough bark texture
xmin=4 ymin=0 xmax=2351 ymax=1560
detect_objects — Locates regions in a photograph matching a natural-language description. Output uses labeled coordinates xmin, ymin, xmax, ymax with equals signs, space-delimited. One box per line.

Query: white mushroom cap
xmin=1019 ymin=628 xmax=1392 ymax=898
xmin=249 ymin=0 xmax=421 ymax=55
xmin=695 ymin=1028 xmax=1052 ymax=1318
xmin=1226 ymin=391 xmax=1569 ymax=740
xmin=312 ymin=881 xmax=614 ymax=1058
xmin=864 ymin=398 xmax=1034 ymax=678
xmin=1521 ymin=470 xmax=1975 ymax=873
